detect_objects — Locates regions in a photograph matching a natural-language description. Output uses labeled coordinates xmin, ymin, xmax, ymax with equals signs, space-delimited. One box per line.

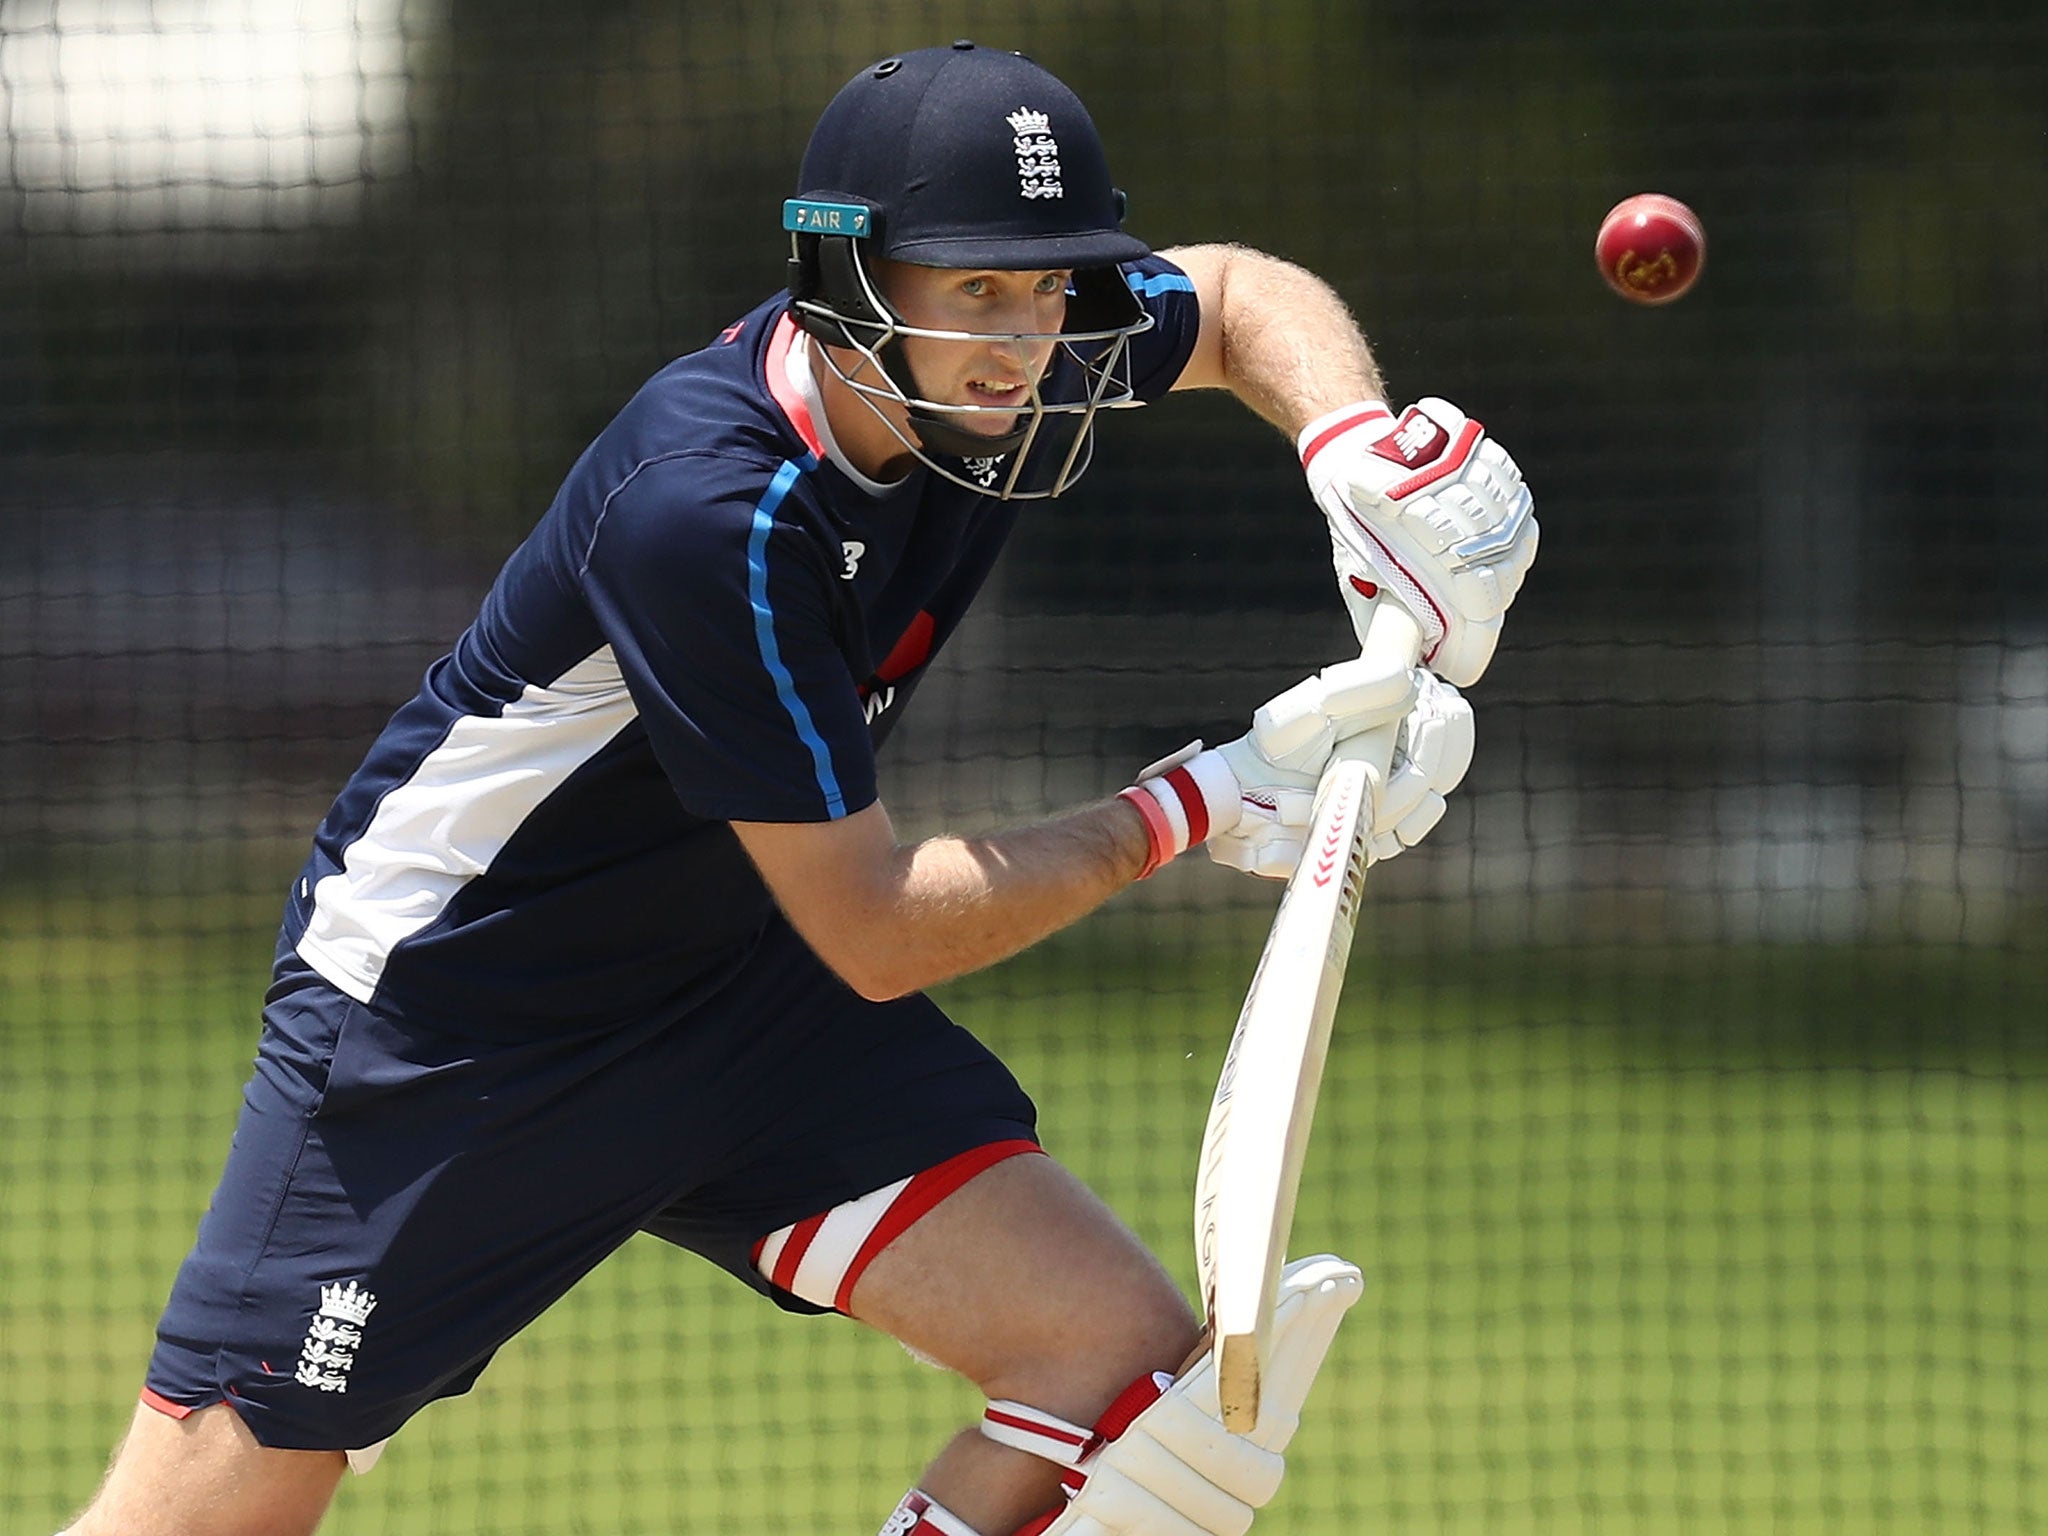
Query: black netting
xmin=4 ymin=3 xmax=2042 ymax=1532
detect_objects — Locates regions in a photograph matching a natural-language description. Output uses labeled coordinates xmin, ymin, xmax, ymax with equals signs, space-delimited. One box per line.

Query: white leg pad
xmin=1037 ymin=1462 xmax=1239 ymax=1536
xmin=1116 ymin=1391 xmax=1285 ymax=1505
xmin=1027 ymin=1254 xmax=1364 ymax=1536
xmin=983 ymin=1399 xmax=1096 ymax=1468
xmin=1219 ymin=1254 xmax=1365 ymax=1452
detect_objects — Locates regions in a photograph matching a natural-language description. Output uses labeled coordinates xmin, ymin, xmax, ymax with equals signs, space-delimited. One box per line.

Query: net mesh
xmin=3 ymin=2 xmax=2043 ymax=1532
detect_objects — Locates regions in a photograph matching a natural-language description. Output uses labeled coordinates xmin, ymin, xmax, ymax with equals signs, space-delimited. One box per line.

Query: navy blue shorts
xmin=143 ymin=915 xmax=1037 ymax=1453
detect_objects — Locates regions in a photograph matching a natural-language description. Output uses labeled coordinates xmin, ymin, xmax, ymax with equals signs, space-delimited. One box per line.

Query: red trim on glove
xmin=1162 ymin=765 xmax=1210 ymax=845
xmin=1299 ymin=403 xmax=1394 ymax=469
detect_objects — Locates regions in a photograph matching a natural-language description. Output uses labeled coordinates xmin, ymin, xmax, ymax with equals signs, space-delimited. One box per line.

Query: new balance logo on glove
xmin=1377 ymin=407 xmax=1451 ymax=466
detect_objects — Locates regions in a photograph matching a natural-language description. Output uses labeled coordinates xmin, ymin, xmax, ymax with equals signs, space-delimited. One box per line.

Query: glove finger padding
xmin=1247 ymin=658 xmax=1413 ymax=770
xmin=1371 ymin=795 xmax=1447 ymax=865
xmin=1303 ymin=397 xmax=1537 ymax=689
xmin=1205 ymin=803 xmax=1316 ymax=881
xmin=1401 ymin=673 xmax=1477 ymax=791
xmin=1299 ymin=655 xmax=1418 ymax=739
xmin=1368 ymin=671 xmax=1474 ymax=865
xmin=1351 ymin=671 xmax=1466 ymax=872
xmin=1207 ymin=838 xmax=1299 ymax=882
xmin=1245 ymin=680 xmax=1335 ymax=769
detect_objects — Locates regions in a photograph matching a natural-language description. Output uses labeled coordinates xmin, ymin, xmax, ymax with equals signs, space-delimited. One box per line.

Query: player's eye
xmin=1035 ymin=271 xmax=1069 ymax=295
xmin=960 ymin=276 xmax=990 ymax=298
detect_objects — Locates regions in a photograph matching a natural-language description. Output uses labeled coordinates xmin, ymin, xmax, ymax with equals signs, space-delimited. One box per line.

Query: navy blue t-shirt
xmin=284 ymin=258 xmax=1201 ymax=1033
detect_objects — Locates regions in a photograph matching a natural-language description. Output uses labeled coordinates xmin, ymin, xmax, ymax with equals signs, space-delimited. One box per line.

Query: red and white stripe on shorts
xmin=750 ymin=1139 xmax=1043 ymax=1313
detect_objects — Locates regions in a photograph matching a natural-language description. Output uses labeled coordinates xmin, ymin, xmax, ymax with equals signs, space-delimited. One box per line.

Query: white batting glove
xmin=1299 ymin=398 xmax=1537 ymax=688
xmin=1367 ymin=668 xmax=1476 ymax=865
xmin=1120 ymin=658 xmax=1473 ymax=881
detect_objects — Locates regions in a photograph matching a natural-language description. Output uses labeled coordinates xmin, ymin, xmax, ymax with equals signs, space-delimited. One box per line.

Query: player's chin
xmin=956 ymin=405 xmax=1026 ymax=439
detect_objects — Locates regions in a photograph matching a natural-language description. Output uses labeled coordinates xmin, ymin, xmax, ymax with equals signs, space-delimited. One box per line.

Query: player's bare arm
xmin=1163 ymin=242 xmax=1386 ymax=433
xmin=1166 ymin=241 xmax=1540 ymax=687
xmin=731 ymin=797 xmax=1150 ymax=1003
xmin=734 ymin=653 xmax=1471 ymax=1002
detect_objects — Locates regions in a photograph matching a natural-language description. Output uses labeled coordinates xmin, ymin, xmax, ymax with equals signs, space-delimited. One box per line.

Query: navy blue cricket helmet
xmin=784 ymin=41 xmax=1155 ymax=498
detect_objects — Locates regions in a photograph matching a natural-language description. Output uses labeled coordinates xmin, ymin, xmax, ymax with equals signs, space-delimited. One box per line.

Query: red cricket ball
xmin=1595 ymin=193 xmax=1706 ymax=305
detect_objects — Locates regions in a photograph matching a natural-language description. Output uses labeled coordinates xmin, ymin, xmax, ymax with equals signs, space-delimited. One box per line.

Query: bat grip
xmin=1326 ymin=598 xmax=1424 ymax=782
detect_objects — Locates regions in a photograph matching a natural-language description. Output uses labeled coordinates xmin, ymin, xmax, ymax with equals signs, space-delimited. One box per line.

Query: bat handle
xmin=1360 ymin=594 xmax=1426 ymax=674
xmin=1325 ymin=599 xmax=1424 ymax=786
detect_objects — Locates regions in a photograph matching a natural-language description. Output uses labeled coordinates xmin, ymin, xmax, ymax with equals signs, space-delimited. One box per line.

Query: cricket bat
xmin=1192 ymin=597 xmax=1422 ymax=1432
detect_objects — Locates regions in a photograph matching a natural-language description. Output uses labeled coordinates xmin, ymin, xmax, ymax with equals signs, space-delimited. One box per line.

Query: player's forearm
xmin=856 ymin=799 xmax=1152 ymax=1001
xmin=1169 ymin=243 xmax=1386 ymax=437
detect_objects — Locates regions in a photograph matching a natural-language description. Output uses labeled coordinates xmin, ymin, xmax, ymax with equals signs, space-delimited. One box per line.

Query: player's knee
xmin=964 ymin=1209 xmax=1200 ymax=1413
xmin=976 ymin=1274 xmax=1199 ymax=1418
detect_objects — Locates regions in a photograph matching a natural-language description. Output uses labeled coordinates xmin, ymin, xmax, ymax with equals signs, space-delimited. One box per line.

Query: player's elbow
xmin=796 ymin=924 xmax=923 ymax=1004
xmin=836 ymin=947 xmax=925 ymax=1004
xmin=733 ymin=805 xmax=932 ymax=1002
xmin=851 ymin=970 xmax=917 ymax=1004
xmin=782 ymin=852 xmax=943 ymax=1002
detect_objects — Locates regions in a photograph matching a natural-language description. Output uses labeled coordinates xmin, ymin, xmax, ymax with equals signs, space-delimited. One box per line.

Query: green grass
xmin=3 ymin=899 xmax=2043 ymax=1533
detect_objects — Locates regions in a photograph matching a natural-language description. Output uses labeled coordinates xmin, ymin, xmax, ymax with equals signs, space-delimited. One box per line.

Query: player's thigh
xmin=73 ymin=1401 xmax=342 ymax=1536
xmin=847 ymin=1152 xmax=1200 ymax=1421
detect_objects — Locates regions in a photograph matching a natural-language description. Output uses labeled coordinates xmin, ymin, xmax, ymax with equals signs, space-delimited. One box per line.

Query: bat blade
xmin=1193 ymin=602 xmax=1421 ymax=1433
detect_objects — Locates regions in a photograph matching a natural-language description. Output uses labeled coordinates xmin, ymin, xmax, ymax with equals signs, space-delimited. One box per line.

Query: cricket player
xmin=63 ymin=41 xmax=1534 ymax=1536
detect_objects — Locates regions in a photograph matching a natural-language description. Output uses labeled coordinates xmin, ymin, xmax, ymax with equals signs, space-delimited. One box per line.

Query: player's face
xmin=876 ymin=260 xmax=1070 ymax=436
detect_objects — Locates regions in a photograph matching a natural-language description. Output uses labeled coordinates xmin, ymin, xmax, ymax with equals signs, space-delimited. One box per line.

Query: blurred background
xmin=2 ymin=1 xmax=2042 ymax=1531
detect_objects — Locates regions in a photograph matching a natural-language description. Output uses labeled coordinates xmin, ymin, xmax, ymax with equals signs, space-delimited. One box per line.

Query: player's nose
xmin=982 ymin=331 xmax=1028 ymax=373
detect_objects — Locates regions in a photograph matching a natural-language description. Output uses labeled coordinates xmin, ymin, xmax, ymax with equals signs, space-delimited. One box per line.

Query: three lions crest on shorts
xmin=295 ymin=1279 xmax=378 ymax=1393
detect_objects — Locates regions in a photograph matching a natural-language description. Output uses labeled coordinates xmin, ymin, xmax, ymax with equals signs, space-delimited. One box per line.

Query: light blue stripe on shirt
xmin=748 ymin=459 xmax=845 ymax=817
xmin=1127 ymin=271 xmax=1196 ymax=296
